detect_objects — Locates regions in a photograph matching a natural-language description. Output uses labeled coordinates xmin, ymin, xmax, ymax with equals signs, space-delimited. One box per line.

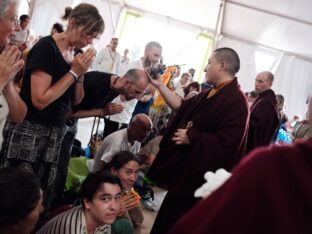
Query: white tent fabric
xmin=29 ymin=0 xmax=123 ymax=51
xmin=223 ymin=0 xmax=312 ymax=60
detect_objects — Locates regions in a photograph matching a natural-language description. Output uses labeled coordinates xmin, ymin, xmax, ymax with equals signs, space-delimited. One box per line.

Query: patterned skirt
xmin=0 ymin=120 xmax=66 ymax=210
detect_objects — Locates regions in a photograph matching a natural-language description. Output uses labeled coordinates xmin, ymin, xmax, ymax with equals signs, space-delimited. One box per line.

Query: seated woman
xmin=293 ymin=97 xmax=312 ymax=141
xmin=37 ymin=171 xmax=122 ymax=234
xmin=104 ymin=151 xmax=143 ymax=232
xmin=0 ymin=167 xmax=43 ymax=234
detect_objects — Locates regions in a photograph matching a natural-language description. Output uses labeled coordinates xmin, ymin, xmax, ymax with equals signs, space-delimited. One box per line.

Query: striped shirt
xmin=36 ymin=206 xmax=111 ymax=234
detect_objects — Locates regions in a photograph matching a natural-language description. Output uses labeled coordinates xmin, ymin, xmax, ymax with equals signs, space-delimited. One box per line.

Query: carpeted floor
xmin=135 ymin=187 xmax=167 ymax=234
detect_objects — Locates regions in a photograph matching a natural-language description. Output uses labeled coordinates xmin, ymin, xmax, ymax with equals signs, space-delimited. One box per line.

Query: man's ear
xmin=219 ymin=62 xmax=228 ymax=72
xmin=84 ymin=198 xmax=91 ymax=210
xmin=111 ymin=167 xmax=117 ymax=175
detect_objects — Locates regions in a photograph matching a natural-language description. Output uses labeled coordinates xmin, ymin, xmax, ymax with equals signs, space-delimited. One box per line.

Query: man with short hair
xmin=92 ymin=38 xmax=121 ymax=74
xmin=174 ymin=72 xmax=191 ymax=97
xmin=92 ymin=113 xmax=153 ymax=172
xmin=103 ymin=41 xmax=162 ymax=138
xmin=70 ymin=69 xmax=150 ymax=118
xmin=38 ymin=171 xmax=123 ymax=234
xmin=147 ymin=47 xmax=249 ymax=233
xmin=10 ymin=14 xmax=30 ymax=50
xmin=188 ymin=68 xmax=195 ymax=81
xmin=246 ymin=71 xmax=279 ymax=154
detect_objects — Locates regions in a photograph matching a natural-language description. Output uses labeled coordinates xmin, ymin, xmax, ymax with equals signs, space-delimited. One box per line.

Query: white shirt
xmin=109 ymin=59 xmax=144 ymax=124
xmin=92 ymin=47 xmax=121 ymax=75
xmin=0 ymin=93 xmax=9 ymax=148
xmin=108 ymin=97 xmax=138 ymax=124
xmin=92 ymin=128 xmax=141 ymax=172
xmin=11 ymin=27 xmax=29 ymax=45
xmin=120 ymin=56 xmax=130 ymax=73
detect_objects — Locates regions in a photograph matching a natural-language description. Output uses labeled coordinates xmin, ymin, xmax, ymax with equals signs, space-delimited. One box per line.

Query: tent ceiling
xmin=123 ymin=0 xmax=312 ymax=60
xmin=223 ymin=2 xmax=312 ymax=59
xmin=124 ymin=0 xmax=220 ymax=30
xmin=228 ymin=0 xmax=312 ymax=24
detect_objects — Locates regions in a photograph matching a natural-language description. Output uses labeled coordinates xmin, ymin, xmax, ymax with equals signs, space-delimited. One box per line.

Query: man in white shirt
xmin=93 ymin=38 xmax=121 ymax=74
xmin=173 ymin=72 xmax=191 ymax=98
xmin=10 ymin=14 xmax=30 ymax=51
xmin=103 ymin=41 xmax=162 ymax=138
xmin=92 ymin=114 xmax=152 ymax=172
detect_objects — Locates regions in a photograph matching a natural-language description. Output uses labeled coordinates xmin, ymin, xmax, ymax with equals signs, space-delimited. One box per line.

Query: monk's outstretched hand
xmin=172 ymin=128 xmax=190 ymax=145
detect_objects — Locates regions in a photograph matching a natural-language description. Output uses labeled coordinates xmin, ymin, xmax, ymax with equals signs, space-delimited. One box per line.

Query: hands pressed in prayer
xmin=0 ymin=45 xmax=24 ymax=89
xmin=71 ymin=48 xmax=95 ymax=77
xmin=172 ymin=128 xmax=190 ymax=145
xmin=118 ymin=191 xmax=140 ymax=216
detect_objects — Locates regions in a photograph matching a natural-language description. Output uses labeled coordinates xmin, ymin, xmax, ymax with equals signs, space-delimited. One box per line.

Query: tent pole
xmin=108 ymin=0 xmax=116 ymax=33
xmin=28 ymin=0 xmax=36 ymax=18
xmin=212 ymin=0 xmax=226 ymax=50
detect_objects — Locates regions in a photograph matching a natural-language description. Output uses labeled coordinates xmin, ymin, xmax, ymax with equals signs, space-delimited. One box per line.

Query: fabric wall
xmin=274 ymin=55 xmax=312 ymax=119
xmin=217 ymin=36 xmax=312 ymax=119
xmin=28 ymin=0 xmax=123 ymax=50
xmin=29 ymin=0 xmax=74 ymax=37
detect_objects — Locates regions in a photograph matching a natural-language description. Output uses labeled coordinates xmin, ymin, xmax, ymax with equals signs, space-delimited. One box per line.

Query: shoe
xmin=141 ymin=197 xmax=156 ymax=211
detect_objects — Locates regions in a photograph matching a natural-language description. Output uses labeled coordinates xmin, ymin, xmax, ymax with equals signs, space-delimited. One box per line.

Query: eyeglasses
xmin=82 ymin=31 xmax=100 ymax=43
xmin=2 ymin=15 xmax=19 ymax=25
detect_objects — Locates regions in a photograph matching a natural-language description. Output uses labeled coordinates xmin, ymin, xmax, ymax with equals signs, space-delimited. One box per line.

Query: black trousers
xmin=103 ymin=118 xmax=128 ymax=138
xmin=51 ymin=121 xmax=77 ymax=208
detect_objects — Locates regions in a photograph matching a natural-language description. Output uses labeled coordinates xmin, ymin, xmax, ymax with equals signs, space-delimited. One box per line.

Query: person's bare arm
xmin=147 ymin=69 xmax=182 ymax=111
xmin=31 ymin=48 xmax=94 ymax=110
xmin=68 ymin=103 xmax=124 ymax=119
xmin=3 ymin=81 xmax=27 ymax=123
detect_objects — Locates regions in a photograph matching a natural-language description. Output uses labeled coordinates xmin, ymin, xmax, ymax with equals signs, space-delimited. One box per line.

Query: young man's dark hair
xmin=104 ymin=151 xmax=141 ymax=171
xmin=52 ymin=22 xmax=64 ymax=33
xmin=19 ymin=14 xmax=30 ymax=22
xmin=0 ymin=167 xmax=41 ymax=227
xmin=80 ymin=171 xmax=122 ymax=208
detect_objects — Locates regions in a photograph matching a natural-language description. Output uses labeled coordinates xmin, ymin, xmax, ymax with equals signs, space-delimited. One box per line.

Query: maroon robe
xmin=246 ymin=89 xmax=279 ymax=153
xmin=168 ymin=140 xmax=312 ymax=234
xmin=147 ymin=78 xmax=249 ymax=233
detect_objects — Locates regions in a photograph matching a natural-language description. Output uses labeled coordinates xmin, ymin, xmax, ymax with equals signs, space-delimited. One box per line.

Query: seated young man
xmin=37 ymin=171 xmax=123 ymax=234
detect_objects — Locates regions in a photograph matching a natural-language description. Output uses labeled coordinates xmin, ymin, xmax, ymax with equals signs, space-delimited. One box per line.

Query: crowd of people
xmin=0 ymin=0 xmax=311 ymax=233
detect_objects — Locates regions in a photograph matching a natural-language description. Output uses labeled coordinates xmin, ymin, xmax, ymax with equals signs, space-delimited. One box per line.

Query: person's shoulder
xmin=127 ymin=59 xmax=144 ymax=70
xmin=105 ymin=128 xmax=127 ymax=141
xmin=38 ymin=206 xmax=82 ymax=233
xmin=84 ymin=71 xmax=112 ymax=81
xmin=30 ymin=36 xmax=56 ymax=52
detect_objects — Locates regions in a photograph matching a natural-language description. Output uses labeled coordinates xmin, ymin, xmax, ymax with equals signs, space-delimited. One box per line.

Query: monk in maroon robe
xmin=246 ymin=71 xmax=279 ymax=154
xmin=168 ymin=140 xmax=312 ymax=234
xmin=146 ymin=48 xmax=249 ymax=233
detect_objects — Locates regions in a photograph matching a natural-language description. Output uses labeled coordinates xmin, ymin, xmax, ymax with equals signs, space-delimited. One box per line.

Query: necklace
xmin=108 ymin=48 xmax=117 ymax=70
